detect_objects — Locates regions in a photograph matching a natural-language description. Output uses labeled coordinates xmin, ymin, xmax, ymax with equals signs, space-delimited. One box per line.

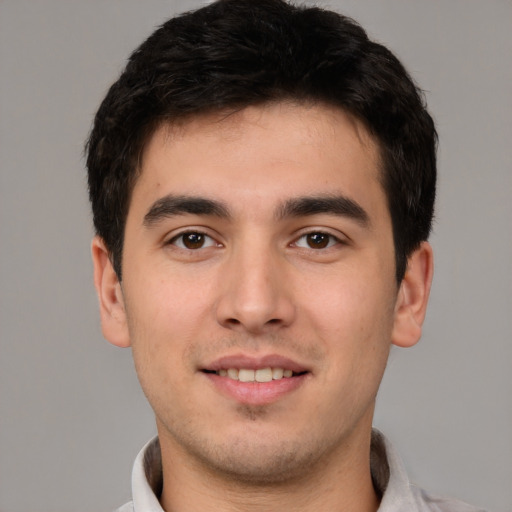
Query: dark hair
xmin=86 ymin=0 xmax=437 ymax=282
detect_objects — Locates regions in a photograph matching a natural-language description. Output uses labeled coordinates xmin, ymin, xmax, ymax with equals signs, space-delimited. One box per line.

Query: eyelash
xmin=292 ymin=231 xmax=344 ymax=250
xmin=167 ymin=230 xmax=219 ymax=250
xmin=166 ymin=229 xmax=344 ymax=251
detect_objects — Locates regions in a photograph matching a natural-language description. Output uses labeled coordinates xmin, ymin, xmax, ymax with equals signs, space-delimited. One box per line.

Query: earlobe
xmin=391 ymin=241 xmax=434 ymax=348
xmin=91 ymin=236 xmax=131 ymax=348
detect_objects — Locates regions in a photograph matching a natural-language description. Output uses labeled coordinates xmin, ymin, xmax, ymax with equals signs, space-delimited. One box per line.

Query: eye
xmin=169 ymin=231 xmax=218 ymax=250
xmin=294 ymin=232 xmax=340 ymax=250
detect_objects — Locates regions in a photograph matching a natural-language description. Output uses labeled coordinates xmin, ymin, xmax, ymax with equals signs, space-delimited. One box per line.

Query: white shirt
xmin=114 ymin=430 xmax=486 ymax=512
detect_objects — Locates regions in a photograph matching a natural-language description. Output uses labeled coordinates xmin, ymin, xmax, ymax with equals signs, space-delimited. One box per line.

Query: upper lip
xmin=202 ymin=354 xmax=310 ymax=373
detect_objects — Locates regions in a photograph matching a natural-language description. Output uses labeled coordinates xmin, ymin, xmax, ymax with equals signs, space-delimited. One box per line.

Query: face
xmin=94 ymin=102 xmax=431 ymax=484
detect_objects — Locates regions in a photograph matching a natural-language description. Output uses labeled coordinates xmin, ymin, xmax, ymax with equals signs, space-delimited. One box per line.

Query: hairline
xmin=113 ymin=98 xmax=394 ymax=279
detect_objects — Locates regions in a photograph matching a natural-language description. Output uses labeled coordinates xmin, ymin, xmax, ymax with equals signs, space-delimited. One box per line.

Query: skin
xmin=93 ymin=102 xmax=433 ymax=512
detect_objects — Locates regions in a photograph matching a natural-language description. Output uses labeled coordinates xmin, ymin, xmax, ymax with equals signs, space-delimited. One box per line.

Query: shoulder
xmin=112 ymin=502 xmax=134 ymax=512
xmin=411 ymin=486 xmax=487 ymax=512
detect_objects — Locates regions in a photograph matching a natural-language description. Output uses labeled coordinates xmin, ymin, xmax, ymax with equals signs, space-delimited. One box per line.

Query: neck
xmin=157 ymin=425 xmax=380 ymax=512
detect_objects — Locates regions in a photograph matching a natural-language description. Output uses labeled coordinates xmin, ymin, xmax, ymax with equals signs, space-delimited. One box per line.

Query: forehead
xmin=131 ymin=102 xmax=384 ymax=219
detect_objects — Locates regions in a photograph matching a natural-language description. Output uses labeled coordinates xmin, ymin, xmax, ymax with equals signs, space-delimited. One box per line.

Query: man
xmin=86 ymin=1 xmax=483 ymax=511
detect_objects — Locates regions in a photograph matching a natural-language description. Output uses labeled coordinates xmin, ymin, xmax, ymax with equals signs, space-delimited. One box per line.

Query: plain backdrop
xmin=0 ymin=1 xmax=511 ymax=511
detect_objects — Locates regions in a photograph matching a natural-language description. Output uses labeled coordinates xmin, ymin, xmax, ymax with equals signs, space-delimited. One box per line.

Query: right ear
xmin=91 ymin=236 xmax=131 ymax=347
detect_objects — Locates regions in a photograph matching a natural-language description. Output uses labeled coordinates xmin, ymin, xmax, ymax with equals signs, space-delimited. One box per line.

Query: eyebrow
xmin=143 ymin=193 xmax=370 ymax=228
xmin=276 ymin=195 xmax=370 ymax=227
xmin=143 ymin=195 xmax=231 ymax=227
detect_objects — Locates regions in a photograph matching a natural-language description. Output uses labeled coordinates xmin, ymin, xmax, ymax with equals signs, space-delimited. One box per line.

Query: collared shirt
xmin=114 ymin=430 xmax=486 ymax=512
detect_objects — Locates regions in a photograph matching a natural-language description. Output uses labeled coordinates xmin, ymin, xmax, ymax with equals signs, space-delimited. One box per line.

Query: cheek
xmin=302 ymin=267 xmax=397 ymax=389
xmin=124 ymin=268 xmax=219 ymax=376
xmin=306 ymin=272 xmax=394 ymax=332
xmin=131 ymin=269 xmax=212 ymax=327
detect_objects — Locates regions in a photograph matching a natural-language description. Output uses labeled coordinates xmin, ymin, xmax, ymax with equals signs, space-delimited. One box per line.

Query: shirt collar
xmin=371 ymin=429 xmax=419 ymax=512
xmin=131 ymin=437 xmax=163 ymax=512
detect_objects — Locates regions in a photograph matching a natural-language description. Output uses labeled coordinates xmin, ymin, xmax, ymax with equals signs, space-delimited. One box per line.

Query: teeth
xmin=255 ymin=368 xmax=273 ymax=383
xmin=216 ymin=367 xmax=297 ymax=382
xmin=227 ymin=368 xmax=239 ymax=380
xmin=238 ymin=369 xmax=255 ymax=382
xmin=272 ymin=368 xmax=284 ymax=379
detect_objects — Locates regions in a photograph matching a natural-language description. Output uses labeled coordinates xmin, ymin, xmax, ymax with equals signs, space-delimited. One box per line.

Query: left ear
xmin=391 ymin=241 xmax=434 ymax=348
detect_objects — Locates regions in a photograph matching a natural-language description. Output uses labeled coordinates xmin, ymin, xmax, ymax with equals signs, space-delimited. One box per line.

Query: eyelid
xmin=291 ymin=227 xmax=349 ymax=248
xmin=165 ymin=228 xmax=223 ymax=249
xmin=293 ymin=233 xmax=339 ymax=250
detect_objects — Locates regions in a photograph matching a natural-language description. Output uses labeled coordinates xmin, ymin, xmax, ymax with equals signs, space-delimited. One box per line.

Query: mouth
xmin=202 ymin=367 xmax=307 ymax=382
xmin=200 ymin=355 xmax=310 ymax=405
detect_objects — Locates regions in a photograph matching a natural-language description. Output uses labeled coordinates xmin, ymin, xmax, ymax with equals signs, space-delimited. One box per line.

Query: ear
xmin=91 ymin=236 xmax=131 ymax=348
xmin=391 ymin=241 xmax=434 ymax=348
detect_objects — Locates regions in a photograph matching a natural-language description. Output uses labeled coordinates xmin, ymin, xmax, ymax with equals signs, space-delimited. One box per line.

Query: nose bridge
xmin=216 ymin=232 xmax=294 ymax=332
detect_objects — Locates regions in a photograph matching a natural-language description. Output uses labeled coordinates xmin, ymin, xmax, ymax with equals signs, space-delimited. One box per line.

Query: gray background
xmin=1 ymin=1 xmax=511 ymax=511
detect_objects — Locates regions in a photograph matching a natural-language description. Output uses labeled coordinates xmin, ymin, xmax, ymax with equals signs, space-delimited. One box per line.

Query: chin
xmin=171 ymin=420 xmax=329 ymax=486
xmin=200 ymin=440 xmax=321 ymax=485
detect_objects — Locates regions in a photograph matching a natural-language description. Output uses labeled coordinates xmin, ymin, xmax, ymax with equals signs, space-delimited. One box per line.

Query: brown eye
xmin=182 ymin=232 xmax=205 ymax=249
xmin=306 ymin=233 xmax=330 ymax=248
xmin=171 ymin=232 xmax=216 ymax=250
xmin=294 ymin=232 xmax=339 ymax=250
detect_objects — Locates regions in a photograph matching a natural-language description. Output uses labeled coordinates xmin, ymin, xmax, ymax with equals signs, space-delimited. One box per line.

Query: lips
xmin=201 ymin=354 xmax=310 ymax=405
xmin=202 ymin=354 xmax=309 ymax=377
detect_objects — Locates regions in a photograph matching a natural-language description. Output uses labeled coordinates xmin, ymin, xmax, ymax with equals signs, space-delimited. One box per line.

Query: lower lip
xmin=204 ymin=373 xmax=308 ymax=405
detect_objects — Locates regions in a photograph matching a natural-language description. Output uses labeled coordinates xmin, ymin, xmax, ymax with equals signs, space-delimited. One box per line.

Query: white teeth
xmin=227 ymin=368 xmax=239 ymax=380
xmin=272 ymin=368 xmax=284 ymax=379
xmin=238 ymin=369 xmax=255 ymax=382
xmin=217 ymin=367 xmax=297 ymax=382
xmin=255 ymin=368 xmax=273 ymax=383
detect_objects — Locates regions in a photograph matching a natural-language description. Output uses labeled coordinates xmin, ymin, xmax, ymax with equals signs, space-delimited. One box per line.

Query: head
xmin=86 ymin=0 xmax=436 ymax=494
xmin=86 ymin=0 xmax=437 ymax=284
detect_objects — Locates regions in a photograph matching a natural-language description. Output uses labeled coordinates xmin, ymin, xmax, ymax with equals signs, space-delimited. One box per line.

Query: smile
xmin=207 ymin=367 xmax=302 ymax=382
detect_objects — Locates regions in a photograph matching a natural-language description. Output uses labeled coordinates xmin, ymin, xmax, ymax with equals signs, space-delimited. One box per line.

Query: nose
xmin=215 ymin=241 xmax=296 ymax=334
